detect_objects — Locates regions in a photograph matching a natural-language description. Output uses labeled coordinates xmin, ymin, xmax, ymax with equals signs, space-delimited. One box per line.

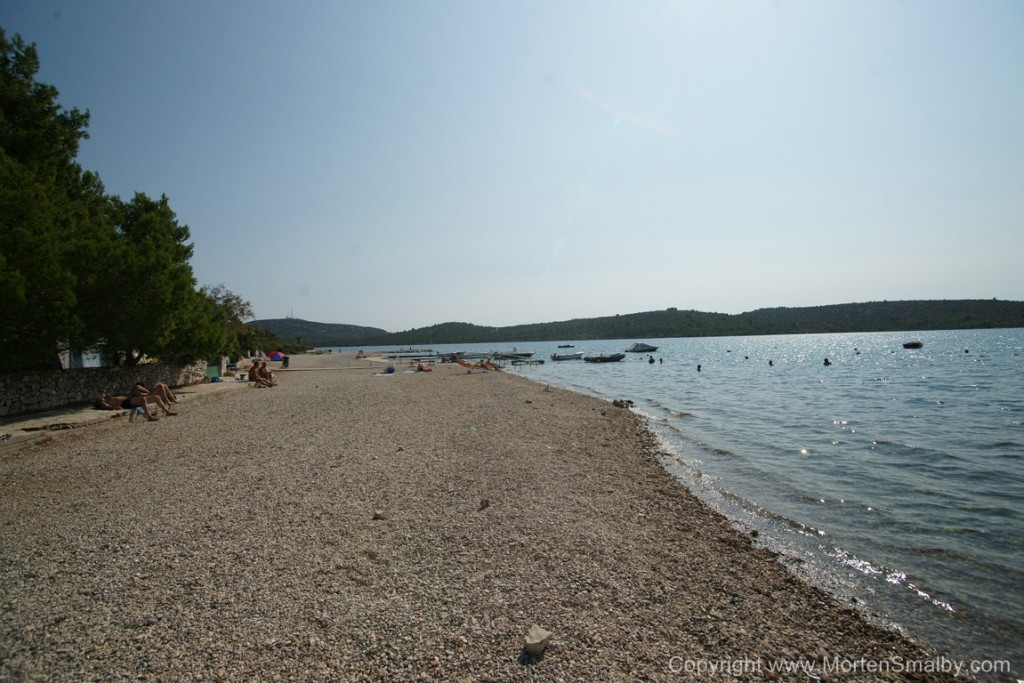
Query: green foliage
xmin=91 ymin=193 xmax=198 ymax=364
xmin=200 ymin=283 xmax=256 ymax=359
xmin=158 ymin=287 xmax=232 ymax=365
xmin=0 ymin=30 xmax=88 ymax=371
xmin=0 ymin=151 xmax=78 ymax=370
xmin=0 ymin=29 xmax=256 ymax=371
xmin=0 ymin=30 xmax=89 ymax=181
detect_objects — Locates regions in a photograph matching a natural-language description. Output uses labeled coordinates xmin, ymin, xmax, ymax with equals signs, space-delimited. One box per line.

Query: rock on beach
xmin=0 ymin=353 xmax=956 ymax=681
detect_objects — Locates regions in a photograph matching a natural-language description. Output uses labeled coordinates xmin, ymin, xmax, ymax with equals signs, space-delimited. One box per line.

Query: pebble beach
xmin=0 ymin=353 xmax=959 ymax=682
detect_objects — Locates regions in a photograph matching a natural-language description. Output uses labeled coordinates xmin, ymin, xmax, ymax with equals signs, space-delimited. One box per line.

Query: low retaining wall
xmin=0 ymin=361 xmax=207 ymax=417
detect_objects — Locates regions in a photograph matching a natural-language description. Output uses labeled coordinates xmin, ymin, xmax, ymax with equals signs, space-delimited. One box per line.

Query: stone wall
xmin=0 ymin=361 xmax=207 ymax=417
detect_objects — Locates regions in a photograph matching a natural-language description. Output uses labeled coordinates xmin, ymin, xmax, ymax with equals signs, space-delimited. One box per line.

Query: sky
xmin=3 ymin=0 xmax=1022 ymax=332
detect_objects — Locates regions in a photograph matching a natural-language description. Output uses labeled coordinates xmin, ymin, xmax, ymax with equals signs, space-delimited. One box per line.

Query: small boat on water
xmin=550 ymin=351 xmax=584 ymax=361
xmin=625 ymin=342 xmax=658 ymax=353
xmin=557 ymin=344 xmax=575 ymax=348
xmin=584 ymin=353 xmax=626 ymax=363
xmin=903 ymin=341 xmax=924 ymax=349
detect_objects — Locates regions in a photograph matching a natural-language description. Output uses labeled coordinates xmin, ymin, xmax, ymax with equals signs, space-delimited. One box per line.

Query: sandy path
xmin=0 ymin=353 xmax=954 ymax=681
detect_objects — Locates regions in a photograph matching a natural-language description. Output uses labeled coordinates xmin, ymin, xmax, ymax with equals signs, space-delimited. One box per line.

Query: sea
xmin=327 ymin=329 xmax=1024 ymax=679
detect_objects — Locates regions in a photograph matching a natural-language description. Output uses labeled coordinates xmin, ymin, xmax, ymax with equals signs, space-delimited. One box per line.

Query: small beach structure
xmin=490 ymin=349 xmax=535 ymax=360
xmin=584 ymin=353 xmax=626 ymax=363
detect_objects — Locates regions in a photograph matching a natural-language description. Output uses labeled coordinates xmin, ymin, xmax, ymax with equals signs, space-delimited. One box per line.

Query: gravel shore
xmin=1 ymin=353 xmax=956 ymax=682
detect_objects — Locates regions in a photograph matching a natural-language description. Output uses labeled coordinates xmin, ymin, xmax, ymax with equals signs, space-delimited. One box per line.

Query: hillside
xmin=257 ymin=299 xmax=1024 ymax=347
xmin=248 ymin=318 xmax=388 ymax=347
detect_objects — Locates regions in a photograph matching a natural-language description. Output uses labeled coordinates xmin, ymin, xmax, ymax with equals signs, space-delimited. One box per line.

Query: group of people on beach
xmin=249 ymin=360 xmax=277 ymax=387
xmin=94 ymin=383 xmax=179 ymax=421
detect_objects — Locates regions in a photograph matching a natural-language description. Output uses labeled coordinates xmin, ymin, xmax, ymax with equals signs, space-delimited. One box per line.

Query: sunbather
xmin=94 ymin=389 xmax=175 ymax=420
xmin=250 ymin=362 xmax=276 ymax=387
xmin=132 ymin=382 xmax=178 ymax=404
xmin=94 ymin=395 xmax=128 ymax=410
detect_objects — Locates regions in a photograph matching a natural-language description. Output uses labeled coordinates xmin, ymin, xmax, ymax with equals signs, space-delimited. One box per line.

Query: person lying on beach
xmin=94 ymin=383 xmax=177 ymax=410
xmin=95 ymin=390 xmax=176 ymax=420
xmin=94 ymin=395 xmax=128 ymax=410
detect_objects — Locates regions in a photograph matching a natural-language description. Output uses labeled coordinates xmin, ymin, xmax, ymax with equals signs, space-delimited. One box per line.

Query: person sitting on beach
xmin=250 ymin=362 xmax=276 ymax=387
xmin=126 ymin=392 xmax=176 ymax=420
xmin=131 ymin=382 xmax=179 ymax=404
xmin=262 ymin=361 xmax=277 ymax=384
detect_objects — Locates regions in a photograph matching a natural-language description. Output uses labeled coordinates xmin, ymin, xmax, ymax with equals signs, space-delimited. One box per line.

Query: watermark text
xmin=667 ymin=654 xmax=1012 ymax=678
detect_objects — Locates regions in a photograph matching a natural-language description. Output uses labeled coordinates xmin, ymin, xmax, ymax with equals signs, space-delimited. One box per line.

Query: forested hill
xmin=248 ymin=319 xmax=388 ymax=347
xmin=256 ymin=300 xmax=1024 ymax=347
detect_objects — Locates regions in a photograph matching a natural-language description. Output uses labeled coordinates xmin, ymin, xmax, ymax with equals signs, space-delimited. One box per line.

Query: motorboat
xmin=550 ymin=351 xmax=584 ymax=361
xmin=902 ymin=341 xmax=924 ymax=349
xmin=625 ymin=342 xmax=658 ymax=353
xmin=557 ymin=344 xmax=575 ymax=348
xmin=584 ymin=353 xmax=625 ymax=363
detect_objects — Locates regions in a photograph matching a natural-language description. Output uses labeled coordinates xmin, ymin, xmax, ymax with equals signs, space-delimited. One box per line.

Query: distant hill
xmin=256 ymin=300 xmax=1024 ymax=347
xmin=249 ymin=318 xmax=388 ymax=347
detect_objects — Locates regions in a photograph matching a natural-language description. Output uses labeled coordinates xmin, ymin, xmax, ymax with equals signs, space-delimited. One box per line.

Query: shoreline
xmin=0 ymin=353 xmax=959 ymax=681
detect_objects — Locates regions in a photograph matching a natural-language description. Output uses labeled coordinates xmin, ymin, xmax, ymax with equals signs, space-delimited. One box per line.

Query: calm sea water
xmin=331 ymin=329 xmax=1024 ymax=678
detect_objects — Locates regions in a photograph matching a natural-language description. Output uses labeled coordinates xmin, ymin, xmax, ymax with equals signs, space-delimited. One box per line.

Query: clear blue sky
xmin=4 ymin=0 xmax=1022 ymax=331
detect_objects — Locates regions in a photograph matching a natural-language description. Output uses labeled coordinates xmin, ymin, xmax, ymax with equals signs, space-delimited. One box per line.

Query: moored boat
xmin=550 ymin=351 xmax=584 ymax=361
xmin=903 ymin=341 xmax=924 ymax=349
xmin=584 ymin=353 xmax=626 ymax=363
xmin=625 ymin=342 xmax=658 ymax=353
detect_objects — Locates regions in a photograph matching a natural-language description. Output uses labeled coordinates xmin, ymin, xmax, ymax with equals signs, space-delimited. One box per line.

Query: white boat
xmin=625 ymin=342 xmax=658 ymax=353
xmin=550 ymin=351 xmax=584 ymax=361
